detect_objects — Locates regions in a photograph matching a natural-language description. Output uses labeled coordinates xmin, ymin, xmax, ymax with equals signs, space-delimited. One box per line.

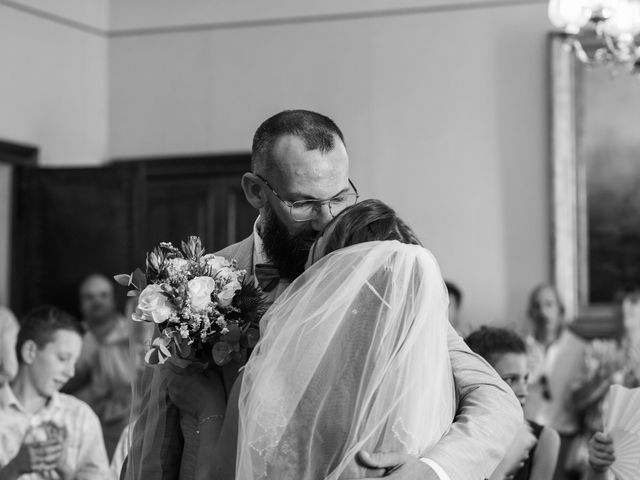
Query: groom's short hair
xmin=251 ymin=110 xmax=345 ymax=172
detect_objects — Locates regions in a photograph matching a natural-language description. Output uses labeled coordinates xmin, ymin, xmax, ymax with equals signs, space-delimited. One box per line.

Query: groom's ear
xmin=242 ymin=173 xmax=268 ymax=210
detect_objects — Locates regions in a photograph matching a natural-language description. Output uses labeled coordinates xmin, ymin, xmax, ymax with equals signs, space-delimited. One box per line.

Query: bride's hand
xmin=166 ymin=369 xmax=225 ymax=418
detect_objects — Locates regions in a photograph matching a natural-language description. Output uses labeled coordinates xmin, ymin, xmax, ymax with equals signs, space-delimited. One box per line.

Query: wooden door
xmin=130 ymin=154 xmax=254 ymax=263
xmin=11 ymin=154 xmax=254 ymax=318
xmin=11 ymin=165 xmax=135 ymax=316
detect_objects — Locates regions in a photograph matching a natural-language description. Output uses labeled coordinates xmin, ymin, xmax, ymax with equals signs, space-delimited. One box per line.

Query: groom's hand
xmin=354 ymin=451 xmax=439 ymax=480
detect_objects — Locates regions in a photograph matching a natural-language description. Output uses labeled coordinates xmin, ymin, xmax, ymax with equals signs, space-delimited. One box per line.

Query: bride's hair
xmin=321 ymin=199 xmax=421 ymax=257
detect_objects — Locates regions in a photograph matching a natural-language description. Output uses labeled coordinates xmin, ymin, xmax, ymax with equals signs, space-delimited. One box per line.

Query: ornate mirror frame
xmin=550 ymin=33 xmax=638 ymax=332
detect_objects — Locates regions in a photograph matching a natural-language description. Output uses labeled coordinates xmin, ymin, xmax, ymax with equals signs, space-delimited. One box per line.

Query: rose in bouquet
xmin=116 ymin=236 xmax=265 ymax=368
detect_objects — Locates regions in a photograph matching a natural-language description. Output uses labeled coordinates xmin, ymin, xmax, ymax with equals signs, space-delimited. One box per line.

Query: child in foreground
xmin=0 ymin=306 xmax=109 ymax=480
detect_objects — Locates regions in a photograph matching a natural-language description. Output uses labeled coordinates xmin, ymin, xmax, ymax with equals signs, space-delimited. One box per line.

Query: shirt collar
xmin=47 ymin=391 xmax=62 ymax=409
xmin=252 ymin=216 xmax=269 ymax=267
xmin=0 ymin=383 xmax=62 ymax=412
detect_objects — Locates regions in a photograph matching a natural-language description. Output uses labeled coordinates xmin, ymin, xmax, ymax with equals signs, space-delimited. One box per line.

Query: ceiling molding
xmin=1 ymin=0 xmax=546 ymax=38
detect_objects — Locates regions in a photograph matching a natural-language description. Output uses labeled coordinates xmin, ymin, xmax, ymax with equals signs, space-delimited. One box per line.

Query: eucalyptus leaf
xmin=175 ymin=338 xmax=192 ymax=358
xmin=113 ymin=274 xmax=132 ymax=287
xmin=132 ymin=268 xmax=147 ymax=291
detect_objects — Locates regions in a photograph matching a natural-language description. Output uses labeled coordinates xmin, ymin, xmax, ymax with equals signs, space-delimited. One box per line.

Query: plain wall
xmin=109 ymin=2 xmax=552 ymax=327
xmin=8 ymin=0 xmax=109 ymax=30
xmin=0 ymin=2 xmax=109 ymax=166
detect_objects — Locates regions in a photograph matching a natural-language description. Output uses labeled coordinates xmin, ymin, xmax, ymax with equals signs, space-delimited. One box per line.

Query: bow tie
xmin=254 ymin=264 xmax=281 ymax=292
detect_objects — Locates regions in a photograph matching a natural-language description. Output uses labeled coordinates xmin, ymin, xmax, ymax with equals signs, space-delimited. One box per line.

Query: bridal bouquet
xmin=116 ymin=236 xmax=265 ymax=368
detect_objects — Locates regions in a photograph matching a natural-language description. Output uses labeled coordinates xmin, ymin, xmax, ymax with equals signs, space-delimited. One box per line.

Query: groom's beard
xmin=261 ymin=204 xmax=317 ymax=280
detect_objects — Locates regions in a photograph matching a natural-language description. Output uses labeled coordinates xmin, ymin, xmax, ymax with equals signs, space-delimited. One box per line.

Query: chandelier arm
xmin=570 ymin=37 xmax=600 ymax=66
xmin=603 ymin=33 xmax=624 ymax=62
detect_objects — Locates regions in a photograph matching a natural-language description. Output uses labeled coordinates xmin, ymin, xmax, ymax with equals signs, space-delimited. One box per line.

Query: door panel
xmin=11 ymin=155 xmax=253 ymax=317
xmin=12 ymin=166 xmax=134 ymax=316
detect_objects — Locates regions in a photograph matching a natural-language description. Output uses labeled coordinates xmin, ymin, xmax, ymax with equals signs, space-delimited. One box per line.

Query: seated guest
xmin=0 ymin=306 xmax=18 ymax=386
xmin=63 ymin=274 xmax=133 ymax=458
xmin=445 ymin=280 xmax=470 ymax=336
xmin=0 ymin=306 xmax=109 ymax=479
xmin=466 ymin=326 xmax=560 ymax=480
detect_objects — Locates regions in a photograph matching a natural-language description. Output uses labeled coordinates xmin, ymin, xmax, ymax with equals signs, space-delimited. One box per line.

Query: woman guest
xmin=524 ymin=285 xmax=587 ymax=480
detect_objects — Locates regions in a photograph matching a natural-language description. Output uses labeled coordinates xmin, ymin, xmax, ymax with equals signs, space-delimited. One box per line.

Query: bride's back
xmin=237 ymin=240 xmax=455 ymax=480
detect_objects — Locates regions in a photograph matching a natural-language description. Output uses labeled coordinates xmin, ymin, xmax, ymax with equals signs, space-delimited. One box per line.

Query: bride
xmin=211 ymin=199 xmax=456 ymax=479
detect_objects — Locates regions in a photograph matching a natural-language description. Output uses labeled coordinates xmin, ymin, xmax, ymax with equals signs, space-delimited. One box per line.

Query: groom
xmin=131 ymin=110 xmax=522 ymax=480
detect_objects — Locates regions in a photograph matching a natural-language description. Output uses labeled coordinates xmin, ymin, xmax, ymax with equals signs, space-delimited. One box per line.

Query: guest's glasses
xmin=254 ymin=173 xmax=359 ymax=222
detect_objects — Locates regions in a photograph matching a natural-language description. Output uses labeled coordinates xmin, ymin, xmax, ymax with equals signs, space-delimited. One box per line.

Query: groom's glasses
xmin=254 ymin=173 xmax=359 ymax=222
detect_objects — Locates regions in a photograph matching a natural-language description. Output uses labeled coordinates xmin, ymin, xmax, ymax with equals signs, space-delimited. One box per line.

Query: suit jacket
xmin=126 ymin=234 xmax=522 ymax=480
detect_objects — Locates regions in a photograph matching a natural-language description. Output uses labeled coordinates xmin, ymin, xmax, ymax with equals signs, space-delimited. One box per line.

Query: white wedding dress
xmin=236 ymin=241 xmax=456 ymax=479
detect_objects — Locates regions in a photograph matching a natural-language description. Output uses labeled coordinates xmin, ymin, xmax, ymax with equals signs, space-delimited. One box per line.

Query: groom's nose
xmin=310 ymin=203 xmax=334 ymax=231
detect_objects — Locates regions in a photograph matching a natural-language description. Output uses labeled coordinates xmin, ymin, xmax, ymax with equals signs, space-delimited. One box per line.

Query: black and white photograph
xmin=1 ymin=1 xmax=640 ymax=479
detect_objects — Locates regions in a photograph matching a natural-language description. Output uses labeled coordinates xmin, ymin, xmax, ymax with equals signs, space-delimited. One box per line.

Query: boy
xmin=0 ymin=306 xmax=109 ymax=480
xmin=466 ymin=326 xmax=560 ymax=480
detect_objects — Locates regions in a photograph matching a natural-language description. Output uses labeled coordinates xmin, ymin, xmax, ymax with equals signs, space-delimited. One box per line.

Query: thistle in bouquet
xmin=115 ymin=236 xmax=266 ymax=369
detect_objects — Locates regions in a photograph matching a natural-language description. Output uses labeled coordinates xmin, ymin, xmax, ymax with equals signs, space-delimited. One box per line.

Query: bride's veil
xmin=237 ymin=240 xmax=456 ymax=480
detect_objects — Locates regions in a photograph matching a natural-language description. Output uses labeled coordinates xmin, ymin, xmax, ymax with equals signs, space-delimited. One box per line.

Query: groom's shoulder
xmin=215 ymin=235 xmax=254 ymax=267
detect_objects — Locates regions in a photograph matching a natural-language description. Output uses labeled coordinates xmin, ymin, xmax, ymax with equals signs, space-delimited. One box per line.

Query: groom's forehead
xmin=269 ymin=137 xmax=348 ymax=187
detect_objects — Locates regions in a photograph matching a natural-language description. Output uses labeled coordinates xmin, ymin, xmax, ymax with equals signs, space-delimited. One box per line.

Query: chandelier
xmin=548 ymin=0 xmax=640 ymax=73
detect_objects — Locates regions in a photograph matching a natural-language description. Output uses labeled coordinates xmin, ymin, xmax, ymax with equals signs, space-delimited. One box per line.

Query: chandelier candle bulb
xmin=548 ymin=0 xmax=592 ymax=33
xmin=602 ymin=0 xmax=640 ymax=40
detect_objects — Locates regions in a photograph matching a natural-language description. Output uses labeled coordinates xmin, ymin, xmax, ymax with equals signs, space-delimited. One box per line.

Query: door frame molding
xmin=0 ymin=140 xmax=38 ymax=311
